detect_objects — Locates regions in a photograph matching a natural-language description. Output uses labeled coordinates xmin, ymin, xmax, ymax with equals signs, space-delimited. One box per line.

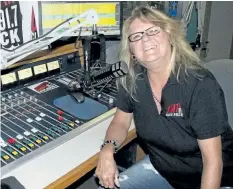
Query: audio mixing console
xmin=0 ymin=51 xmax=119 ymax=176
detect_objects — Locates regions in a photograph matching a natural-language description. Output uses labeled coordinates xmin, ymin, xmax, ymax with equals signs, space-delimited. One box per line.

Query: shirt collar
xmin=141 ymin=64 xmax=186 ymax=86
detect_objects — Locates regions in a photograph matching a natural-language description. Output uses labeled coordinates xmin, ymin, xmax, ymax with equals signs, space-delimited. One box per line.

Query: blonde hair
xmin=118 ymin=6 xmax=204 ymax=100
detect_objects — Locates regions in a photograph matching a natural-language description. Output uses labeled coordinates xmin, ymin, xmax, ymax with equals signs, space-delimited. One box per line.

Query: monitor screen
xmin=38 ymin=1 xmax=122 ymax=37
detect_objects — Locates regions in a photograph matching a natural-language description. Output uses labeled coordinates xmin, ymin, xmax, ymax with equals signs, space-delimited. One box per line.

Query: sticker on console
xmin=27 ymin=81 xmax=58 ymax=94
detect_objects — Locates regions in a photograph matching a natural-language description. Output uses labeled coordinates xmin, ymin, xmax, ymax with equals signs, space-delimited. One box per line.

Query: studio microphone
xmin=83 ymin=61 xmax=129 ymax=88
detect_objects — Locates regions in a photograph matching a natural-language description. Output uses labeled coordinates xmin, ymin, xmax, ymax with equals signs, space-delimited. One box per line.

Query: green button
xmin=46 ymin=130 xmax=55 ymax=137
xmin=61 ymin=125 xmax=69 ymax=131
xmin=22 ymin=140 xmax=29 ymax=145
xmin=6 ymin=147 xmax=13 ymax=153
xmin=1 ymin=152 xmax=6 ymax=156
xmin=31 ymin=136 xmax=37 ymax=141
xmin=15 ymin=143 xmax=22 ymax=149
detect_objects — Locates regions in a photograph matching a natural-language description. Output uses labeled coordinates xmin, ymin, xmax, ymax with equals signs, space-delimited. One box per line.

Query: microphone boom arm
xmin=0 ymin=9 xmax=99 ymax=70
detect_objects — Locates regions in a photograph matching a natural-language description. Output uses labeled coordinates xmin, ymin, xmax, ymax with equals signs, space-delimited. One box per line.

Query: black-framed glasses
xmin=128 ymin=26 xmax=161 ymax=42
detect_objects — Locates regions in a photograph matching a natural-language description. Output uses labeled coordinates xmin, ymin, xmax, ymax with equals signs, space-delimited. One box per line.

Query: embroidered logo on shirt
xmin=166 ymin=103 xmax=183 ymax=117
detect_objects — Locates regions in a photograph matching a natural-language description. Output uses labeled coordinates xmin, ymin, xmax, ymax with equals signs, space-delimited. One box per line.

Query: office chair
xmin=205 ymin=59 xmax=233 ymax=189
xmin=204 ymin=59 xmax=233 ymax=129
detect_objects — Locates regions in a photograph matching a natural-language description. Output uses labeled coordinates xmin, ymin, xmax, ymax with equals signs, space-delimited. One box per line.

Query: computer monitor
xmin=38 ymin=1 xmax=122 ymax=38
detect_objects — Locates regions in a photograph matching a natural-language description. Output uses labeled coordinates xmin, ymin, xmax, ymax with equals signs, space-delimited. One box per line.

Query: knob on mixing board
xmin=8 ymin=138 xmax=15 ymax=144
xmin=58 ymin=116 xmax=64 ymax=121
xmin=57 ymin=110 xmax=64 ymax=115
xmin=108 ymin=97 xmax=114 ymax=104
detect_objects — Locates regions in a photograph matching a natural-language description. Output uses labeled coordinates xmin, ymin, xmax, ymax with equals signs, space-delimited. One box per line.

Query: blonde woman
xmin=95 ymin=6 xmax=233 ymax=189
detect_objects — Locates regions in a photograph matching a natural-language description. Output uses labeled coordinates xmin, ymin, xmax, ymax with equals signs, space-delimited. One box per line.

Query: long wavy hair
xmin=118 ymin=6 xmax=204 ymax=100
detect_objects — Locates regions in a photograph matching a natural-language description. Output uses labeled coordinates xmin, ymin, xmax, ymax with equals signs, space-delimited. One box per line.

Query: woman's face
xmin=129 ymin=19 xmax=172 ymax=70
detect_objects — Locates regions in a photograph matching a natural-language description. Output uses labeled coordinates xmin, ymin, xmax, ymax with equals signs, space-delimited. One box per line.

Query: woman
xmin=95 ymin=6 xmax=233 ymax=189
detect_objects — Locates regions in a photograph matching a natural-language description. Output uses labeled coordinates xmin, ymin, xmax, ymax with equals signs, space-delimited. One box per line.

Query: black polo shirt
xmin=116 ymin=66 xmax=233 ymax=189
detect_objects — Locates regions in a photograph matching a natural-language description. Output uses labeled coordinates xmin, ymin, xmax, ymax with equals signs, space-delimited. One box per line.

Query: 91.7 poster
xmin=0 ymin=1 xmax=39 ymax=51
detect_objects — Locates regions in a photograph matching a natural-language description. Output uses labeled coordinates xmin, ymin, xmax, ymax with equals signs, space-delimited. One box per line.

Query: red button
xmin=58 ymin=116 xmax=63 ymax=121
xmin=8 ymin=138 xmax=15 ymax=144
xmin=57 ymin=110 xmax=63 ymax=115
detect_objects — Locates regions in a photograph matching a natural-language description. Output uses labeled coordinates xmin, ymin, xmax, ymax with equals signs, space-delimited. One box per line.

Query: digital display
xmin=18 ymin=68 xmax=33 ymax=80
xmin=33 ymin=64 xmax=47 ymax=75
xmin=47 ymin=61 xmax=60 ymax=71
xmin=1 ymin=72 xmax=17 ymax=85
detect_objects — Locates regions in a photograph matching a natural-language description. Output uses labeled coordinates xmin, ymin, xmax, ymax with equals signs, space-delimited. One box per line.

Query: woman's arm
xmin=198 ymin=136 xmax=223 ymax=189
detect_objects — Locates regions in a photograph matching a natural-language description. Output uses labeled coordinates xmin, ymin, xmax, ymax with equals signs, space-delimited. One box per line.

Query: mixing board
xmin=0 ymin=51 xmax=118 ymax=176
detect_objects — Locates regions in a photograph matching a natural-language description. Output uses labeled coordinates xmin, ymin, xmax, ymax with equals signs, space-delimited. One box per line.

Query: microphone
xmin=83 ymin=61 xmax=129 ymax=88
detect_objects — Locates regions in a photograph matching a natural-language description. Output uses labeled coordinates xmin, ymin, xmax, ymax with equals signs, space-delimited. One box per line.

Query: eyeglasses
xmin=128 ymin=26 xmax=161 ymax=42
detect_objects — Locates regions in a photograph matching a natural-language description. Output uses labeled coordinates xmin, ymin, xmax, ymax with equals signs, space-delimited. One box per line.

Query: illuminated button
xmin=39 ymin=112 xmax=46 ymax=117
xmin=16 ymin=134 xmax=24 ymax=140
xmin=109 ymin=97 xmax=114 ymax=104
xmin=74 ymin=120 xmax=80 ymax=124
xmin=69 ymin=122 xmax=75 ymax=127
xmin=43 ymin=136 xmax=49 ymax=140
xmin=35 ymin=116 xmax=42 ymax=121
xmin=8 ymin=138 xmax=15 ymax=144
xmin=20 ymin=147 xmax=26 ymax=152
xmin=31 ymin=128 xmax=38 ymax=133
xmin=58 ymin=116 xmax=63 ymax=121
xmin=57 ymin=110 xmax=63 ymax=115
xmin=35 ymin=139 xmax=41 ymax=144
xmin=3 ymin=155 xmax=9 ymax=160
xmin=28 ymin=143 xmax=34 ymax=148
xmin=27 ymin=118 xmax=33 ymax=123
xmin=23 ymin=131 xmax=30 ymax=136
xmin=12 ymin=151 xmax=18 ymax=156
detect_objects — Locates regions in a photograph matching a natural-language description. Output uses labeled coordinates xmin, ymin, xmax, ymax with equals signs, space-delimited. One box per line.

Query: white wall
xmin=205 ymin=1 xmax=233 ymax=61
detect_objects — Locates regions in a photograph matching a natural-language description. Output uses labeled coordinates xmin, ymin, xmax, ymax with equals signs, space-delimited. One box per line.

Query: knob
xmin=109 ymin=97 xmax=114 ymax=104
xmin=57 ymin=110 xmax=64 ymax=115
xmin=58 ymin=116 xmax=63 ymax=121
xmin=20 ymin=91 xmax=24 ymax=95
xmin=8 ymin=95 xmax=12 ymax=99
xmin=1 ymin=97 xmax=5 ymax=101
xmin=14 ymin=93 xmax=18 ymax=97
xmin=97 ymin=94 xmax=102 ymax=99
xmin=8 ymin=138 xmax=15 ymax=144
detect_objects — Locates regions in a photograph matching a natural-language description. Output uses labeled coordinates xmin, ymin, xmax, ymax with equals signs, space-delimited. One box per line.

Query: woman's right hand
xmin=95 ymin=144 xmax=120 ymax=188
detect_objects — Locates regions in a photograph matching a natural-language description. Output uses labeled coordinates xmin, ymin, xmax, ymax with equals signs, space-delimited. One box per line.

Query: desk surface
xmin=1 ymin=111 xmax=136 ymax=189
